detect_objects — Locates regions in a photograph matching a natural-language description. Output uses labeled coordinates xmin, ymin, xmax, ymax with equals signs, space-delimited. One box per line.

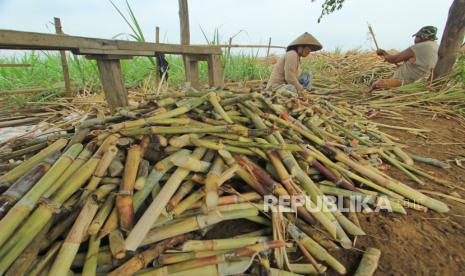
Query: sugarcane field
xmin=0 ymin=0 xmax=465 ymax=275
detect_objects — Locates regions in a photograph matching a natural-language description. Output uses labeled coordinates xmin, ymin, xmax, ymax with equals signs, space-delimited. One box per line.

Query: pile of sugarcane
xmin=0 ymin=88 xmax=451 ymax=275
xmin=307 ymin=51 xmax=465 ymax=120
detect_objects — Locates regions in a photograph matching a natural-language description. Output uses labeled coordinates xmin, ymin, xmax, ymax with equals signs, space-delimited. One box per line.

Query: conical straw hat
xmin=287 ymin=32 xmax=323 ymax=52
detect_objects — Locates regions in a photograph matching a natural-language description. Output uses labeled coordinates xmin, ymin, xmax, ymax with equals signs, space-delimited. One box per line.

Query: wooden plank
xmin=0 ymin=29 xmax=221 ymax=55
xmin=78 ymin=48 xmax=153 ymax=56
xmin=187 ymin=58 xmax=200 ymax=89
xmin=207 ymin=54 xmax=223 ymax=88
xmin=86 ymin=54 xmax=134 ymax=60
xmin=216 ymin=44 xmax=285 ymax=49
xmin=0 ymin=87 xmax=45 ymax=96
xmin=185 ymin=54 xmax=209 ymax=61
xmin=179 ymin=0 xmax=192 ymax=83
xmin=178 ymin=0 xmax=190 ymax=45
xmin=155 ymin=26 xmax=160 ymax=86
xmin=0 ymin=64 xmax=31 ymax=68
xmin=95 ymin=58 xmax=129 ymax=109
xmin=54 ymin=17 xmax=73 ymax=98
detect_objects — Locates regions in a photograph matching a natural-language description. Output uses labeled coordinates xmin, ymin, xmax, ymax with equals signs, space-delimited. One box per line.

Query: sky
xmin=0 ymin=0 xmax=455 ymax=57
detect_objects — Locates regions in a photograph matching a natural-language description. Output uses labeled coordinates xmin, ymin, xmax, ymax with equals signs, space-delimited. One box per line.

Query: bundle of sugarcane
xmin=0 ymin=87 xmax=451 ymax=275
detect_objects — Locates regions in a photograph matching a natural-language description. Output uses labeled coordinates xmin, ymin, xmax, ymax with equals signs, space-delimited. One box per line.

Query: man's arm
xmin=377 ymin=48 xmax=415 ymax=64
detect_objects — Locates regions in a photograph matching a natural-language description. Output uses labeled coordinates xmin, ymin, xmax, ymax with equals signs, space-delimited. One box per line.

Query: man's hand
xmin=376 ymin=49 xmax=387 ymax=56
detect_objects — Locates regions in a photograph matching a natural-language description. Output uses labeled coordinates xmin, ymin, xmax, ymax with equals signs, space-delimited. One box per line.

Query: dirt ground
xmin=208 ymin=108 xmax=465 ymax=275
xmin=334 ymin=109 xmax=465 ymax=275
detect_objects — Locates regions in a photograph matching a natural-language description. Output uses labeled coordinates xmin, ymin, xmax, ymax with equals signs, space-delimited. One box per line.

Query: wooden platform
xmin=0 ymin=29 xmax=224 ymax=109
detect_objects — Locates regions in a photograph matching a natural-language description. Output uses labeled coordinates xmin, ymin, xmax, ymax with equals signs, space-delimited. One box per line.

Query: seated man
xmin=266 ymin=32 xmax=323 ymax=98
xmin=369 ymin=26 xmax=439 ymax=92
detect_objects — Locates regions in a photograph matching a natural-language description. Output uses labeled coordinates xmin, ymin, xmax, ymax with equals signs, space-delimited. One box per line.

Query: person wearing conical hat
xmin=369 ymin=26 xmax=439 ymax=92
xmin=266 ymin=32 xmax=322 ymax=98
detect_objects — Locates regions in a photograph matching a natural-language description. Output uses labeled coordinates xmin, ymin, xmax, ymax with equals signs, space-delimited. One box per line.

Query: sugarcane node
xmin=38 ymin=197 xmax=62 ymax=214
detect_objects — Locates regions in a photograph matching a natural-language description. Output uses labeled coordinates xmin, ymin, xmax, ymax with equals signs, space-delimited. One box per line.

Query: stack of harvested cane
xmin=0 ymin=88 xmax=450 ymax=275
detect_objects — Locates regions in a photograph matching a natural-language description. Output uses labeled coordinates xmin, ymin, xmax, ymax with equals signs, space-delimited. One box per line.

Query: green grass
xmin=0 ymin=51 xmax=273 ymax=107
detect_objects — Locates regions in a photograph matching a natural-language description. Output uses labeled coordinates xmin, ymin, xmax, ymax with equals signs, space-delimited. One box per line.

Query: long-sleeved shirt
xmin=266 ymin=50 xmax=303 ymax=91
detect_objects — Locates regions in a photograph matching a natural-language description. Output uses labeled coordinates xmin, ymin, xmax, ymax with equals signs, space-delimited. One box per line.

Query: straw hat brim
xmin=287 ymin=32 xmax=323 ymax=52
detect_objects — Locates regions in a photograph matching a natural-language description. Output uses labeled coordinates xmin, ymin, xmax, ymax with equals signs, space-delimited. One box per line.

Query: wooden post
xmin=178 ymin=0 xmax=200 ymax=88
xmin=207 ymin=54 xmax=223 ymax=88
xmin=155 ymin=26 xmax=160 ymax=87
xmin=266 ymin=37 xmax=272 ymax=58
xmin=94 ymin=57 xmax=129 ymax=110
xmin=222 ymin=37 xmax=233 ymax=82
xmin=54 ymin=17 xmax=72 ymax=98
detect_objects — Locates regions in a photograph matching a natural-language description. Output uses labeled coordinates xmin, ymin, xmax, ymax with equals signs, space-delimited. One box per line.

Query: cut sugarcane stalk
xmin=109 ymin=229 xmax=126 ymax=260
xmin=0 ymin=138 xmax=68 ymax=186
xmin=125 ymin=147 xmax=206 ymax=251
xmin=48 ymin=196 xmax=100 ymax=276
xmin=0 ymin=152 xmax=58 ymax=219
xmin=82 ymin=235 xmax=101 ymax=276
xmin=117 ymin=145 xmax=142 ymax=232
xmin=141 ymin=208 xmax=259 ymax=246
xmin=181 ymin=236 xmax=270 ymax=252
xmin=0 ymin=143 xmax=83 ymax=249
xmin=107 ymin=234 xmax=189 ymax=276
xmin=354 ymin=247 xmax=381 ymax=276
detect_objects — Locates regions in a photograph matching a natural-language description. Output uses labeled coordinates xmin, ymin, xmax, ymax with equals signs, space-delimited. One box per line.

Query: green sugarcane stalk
xmin=110 ymin=117 xmax=191 ymax=132
xmin=302 ymin=149 xmax=402 ymax=199
xmin=319 ymin=185 xmax=406 ymax=214
xmin=141 ymin=208 xmax=259 ymax=246
xmin=4 ymin=221 xmax=51 ymax=276
xmin=190 ymin=137 xmax=256 ymax=155
xmin=158 ymin=250 xmax=232 ymax=265
xmin=0 ymin=152 xmax=58 ymax=219
xmin=171 ymin=155 xmax=211 ymax=172
xmin=43 ymin=143 xmax=95 ymax=198
xmin=220 ymin=92 xmax=259 ymax=106
xmin=0 ymin=142 xmax=48 ymax=162
xmin=139 ymin=240 xmax=285 ymax=276
xmin=288 ymin=263 xmax=327 ymax=274
xmin=98 ymin=150 xmax=191 ymax=238
xmin=156 ymin=258 xmax=254 ymax=276
xmin=80 ymin=145 xmax=119 ymax=203
xmin=152 ymin=93 xmax=210 ymax=120
xmin=120 ymin=124 xmax=262 ymax=137
xmin=0 ymin=139 xmax=112 ymax=273
xmin=27 ymin=242 xmax=61 ymax=276
xmin=117 ymin=145 xmax=142 ymax=232
xmin=0 ymin=138 xmax=68 ymax=186
xmin=49 ymin=196 xmax=100 ymax=275
xmin=223 ymin=139 xmax=304 ymax=151
xmin=125 ymin=147 xmax=207 ymax=251
xmin=181 ymin=236 xmax=270 ymax=252
xmin=322 ymin=117 xmax=373 ymax=146
xmin=396 ymin=158 xmax=454 ymax=187
xmin=109 ymin=229 xmax=126 ymax=260
xmin=379 ymin=150 xmax=424 ymax=185
xmin=107 ymin=235 xmax=190 ymax=276
xmin=204 ymin=156 xmax=223 ymax=210
xmin=354 ymin=247 xmax=381 ymax=276
xmin=0 ymin=143 xmax=83 ymax=249
xmin=407 ymin=153 xmax=450 ymax=169
xmin=171 ymin=189 xmax=205 ymax=217
xmin=327 ymin=146 xmax=449 ymax=213
xmin=287 ymin=221 xmax=346 ymax=274
xmin=167 ymin=180 xmax=196 ymax=211
xmin=88 ymin=194 xmax=115 ymax=235
xmin=82 ymin=235 xmax=101 ymax=276
xmin=208 ymin=92 xmax=233 ymax=123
